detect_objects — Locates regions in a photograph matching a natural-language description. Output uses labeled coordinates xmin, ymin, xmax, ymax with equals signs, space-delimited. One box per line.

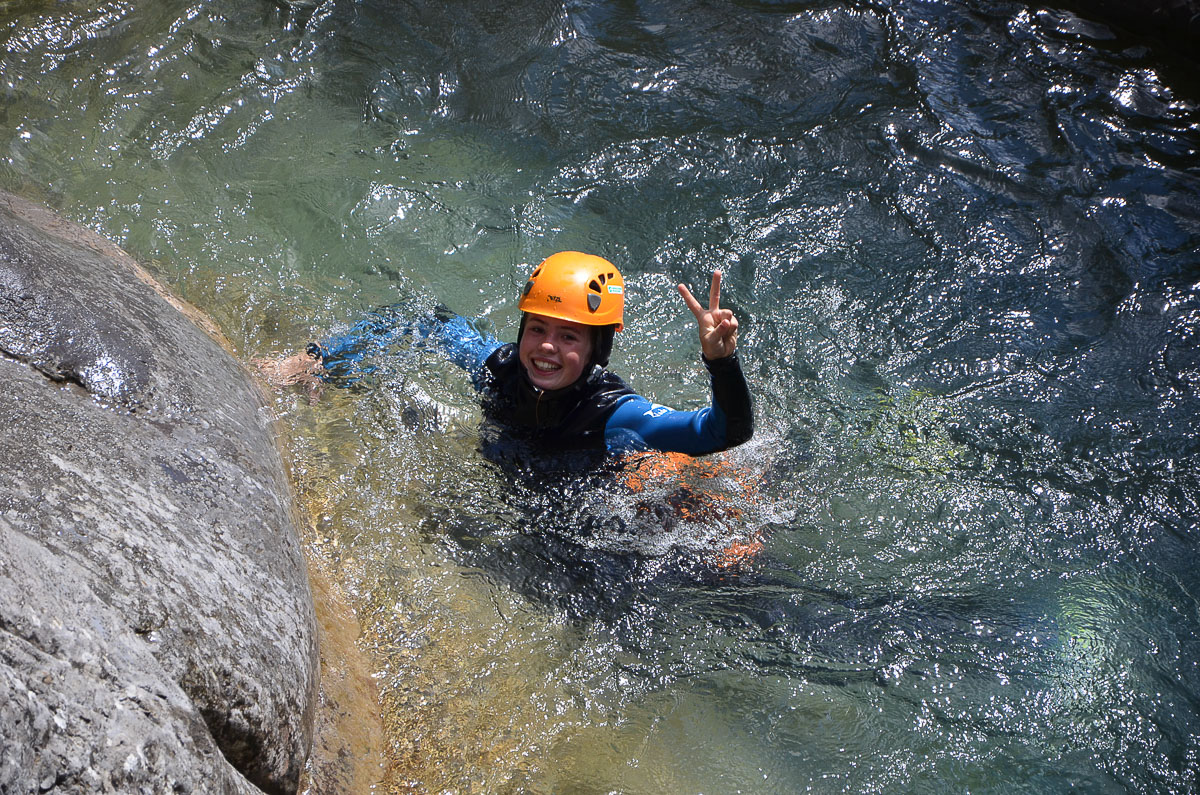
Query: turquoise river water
xmin=3 ymin=0 xmax=1199 ymax=792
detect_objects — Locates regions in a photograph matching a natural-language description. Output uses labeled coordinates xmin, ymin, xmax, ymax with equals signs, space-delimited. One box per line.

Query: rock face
xmin=0 ymin=191 xmax=318 ymax=794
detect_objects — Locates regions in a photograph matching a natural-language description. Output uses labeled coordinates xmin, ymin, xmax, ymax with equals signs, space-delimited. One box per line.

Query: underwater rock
xmin=0 ymin=190 xmax=318 ymax=794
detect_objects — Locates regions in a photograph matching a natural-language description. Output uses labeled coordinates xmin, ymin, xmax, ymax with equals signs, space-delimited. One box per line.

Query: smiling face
xmin=518 ymin=313 xmax=595 ymax=391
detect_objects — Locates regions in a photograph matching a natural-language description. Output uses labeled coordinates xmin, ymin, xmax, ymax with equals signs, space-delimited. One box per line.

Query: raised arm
xmin=677 ymin=269 xmax=738 ymax=360
xmin=603 ymin=270 xmax=752 ymax=455
xmin=254 ymin=306 xmax=501 ymax=395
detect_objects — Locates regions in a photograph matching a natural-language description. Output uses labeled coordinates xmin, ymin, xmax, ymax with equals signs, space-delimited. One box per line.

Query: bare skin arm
xmin=251 ymin=349 xmax=324 ymax=402
xmin=677 ymin=269 xmax=738 ymax=360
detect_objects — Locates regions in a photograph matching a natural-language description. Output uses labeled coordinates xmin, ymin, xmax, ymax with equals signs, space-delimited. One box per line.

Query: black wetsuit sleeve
xmin=704 ymin=350 xmax=754 ymax=448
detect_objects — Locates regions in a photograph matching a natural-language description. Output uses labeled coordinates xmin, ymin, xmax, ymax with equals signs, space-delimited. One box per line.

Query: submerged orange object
xmin=622 ymin=450 xmax=752 ymax=526
xmin=619 ymin=450 xmax=750 ymax=494
xmin=713 ymin=538 xmax=765 ymax=569
xmin=618 ymin=450 xmax=765 ymax=567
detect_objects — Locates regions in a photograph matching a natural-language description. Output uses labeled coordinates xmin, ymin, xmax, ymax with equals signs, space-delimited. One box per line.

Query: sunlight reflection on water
xmin=3 ymin=0 xmax=1199 ymax=792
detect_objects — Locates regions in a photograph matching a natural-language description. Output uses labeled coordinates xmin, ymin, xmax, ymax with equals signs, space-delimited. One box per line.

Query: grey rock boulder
xmin=0 ymin=526 xmax=259 ymax=794
xmin=0 ymin=191 xmax=318 ymax=794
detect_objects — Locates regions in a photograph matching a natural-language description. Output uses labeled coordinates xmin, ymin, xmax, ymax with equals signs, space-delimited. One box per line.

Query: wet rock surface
xmin=0 ymin=190 xmax=318 ymax=794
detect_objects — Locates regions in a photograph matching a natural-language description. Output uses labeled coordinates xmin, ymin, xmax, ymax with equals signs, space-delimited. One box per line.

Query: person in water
xmin=260 ymin=251 xmax=753 ymax=457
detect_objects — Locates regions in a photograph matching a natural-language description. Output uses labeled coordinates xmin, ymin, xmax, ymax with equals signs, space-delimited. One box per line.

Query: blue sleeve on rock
xmin=315 ymin=307 xmax=500 ymax=384
xmin=429 ymin=314 xmax=502 ymax=376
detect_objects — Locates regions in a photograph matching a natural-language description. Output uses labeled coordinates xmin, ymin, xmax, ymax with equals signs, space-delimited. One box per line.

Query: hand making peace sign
xmin=677 ymin=270 xmax=739 ymax=361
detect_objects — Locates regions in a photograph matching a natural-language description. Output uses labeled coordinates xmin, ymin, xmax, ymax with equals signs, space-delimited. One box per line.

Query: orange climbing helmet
xmin=518 ymin=251 xmax=625 ymax=331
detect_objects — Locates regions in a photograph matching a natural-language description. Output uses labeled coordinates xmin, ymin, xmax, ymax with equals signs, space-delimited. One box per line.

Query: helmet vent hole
xmin=588 ymin=279 xmax=601 ymax=293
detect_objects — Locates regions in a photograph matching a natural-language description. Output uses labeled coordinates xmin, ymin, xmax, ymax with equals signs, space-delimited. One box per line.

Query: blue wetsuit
xmin=312 ymin=308 xmax=753 ymax=457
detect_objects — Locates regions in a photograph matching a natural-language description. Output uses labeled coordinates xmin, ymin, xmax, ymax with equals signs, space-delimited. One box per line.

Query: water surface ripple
xmin=3 ymin=0 xmax=1198 ymax=792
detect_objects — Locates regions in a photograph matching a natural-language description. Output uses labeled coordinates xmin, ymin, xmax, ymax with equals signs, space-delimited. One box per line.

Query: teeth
xmin=534 ymin=360 xmax=559 ymax=371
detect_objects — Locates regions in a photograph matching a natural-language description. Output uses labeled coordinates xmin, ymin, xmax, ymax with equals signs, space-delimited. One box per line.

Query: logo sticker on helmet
xmin=608 ymin=285 xmax=623 ymax=294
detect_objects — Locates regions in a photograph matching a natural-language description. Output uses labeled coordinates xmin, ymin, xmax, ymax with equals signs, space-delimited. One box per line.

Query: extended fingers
xmin=677 ymin=282 xmax=706 ymax=320
xmin=679 ymin=270 xmax=724 ymax=317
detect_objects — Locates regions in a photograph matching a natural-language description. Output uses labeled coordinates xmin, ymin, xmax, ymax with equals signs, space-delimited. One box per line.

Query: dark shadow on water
xmin=414 ymin=448 xmax=1069 ymax=692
